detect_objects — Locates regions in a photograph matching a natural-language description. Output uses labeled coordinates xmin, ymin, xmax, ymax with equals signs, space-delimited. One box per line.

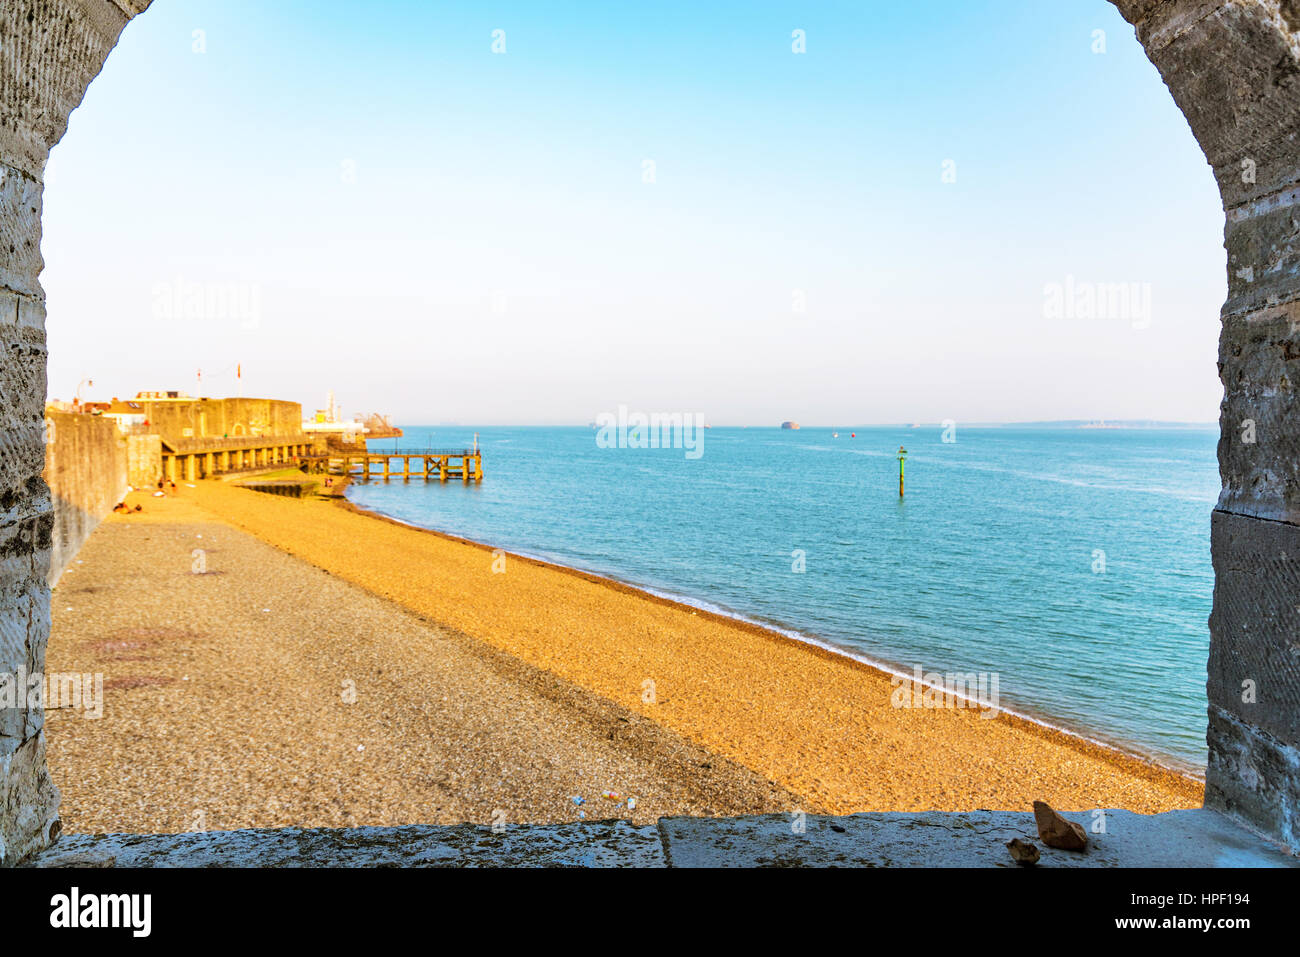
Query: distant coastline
xmin=413 ymin=421 xmax=1219 ymax=430
xmin=795 ymin=421 xmax=1217 ymax=431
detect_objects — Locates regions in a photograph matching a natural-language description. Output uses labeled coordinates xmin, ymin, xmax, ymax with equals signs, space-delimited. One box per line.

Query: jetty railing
xmin=302 ymin=449 xmax=483 ymax=483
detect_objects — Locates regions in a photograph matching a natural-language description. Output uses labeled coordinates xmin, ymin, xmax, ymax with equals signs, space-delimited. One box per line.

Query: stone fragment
xmin=1006 ymin=838 xmax=1039 ymax=865
xmin=1033 ymin=801 xmax=1088 ymax=851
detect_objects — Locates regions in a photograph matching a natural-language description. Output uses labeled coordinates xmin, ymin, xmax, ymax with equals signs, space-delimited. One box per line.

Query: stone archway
xmin=2 ymin=0 xmax=1298 ymax=864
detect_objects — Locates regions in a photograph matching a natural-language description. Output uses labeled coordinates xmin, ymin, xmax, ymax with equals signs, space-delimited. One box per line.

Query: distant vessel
xmin=303 ymin=391 xmax=404 ymax=444
xmin=303 ymin=390 xmax=367 ymax=444
xmin=781 ymin=421 xmax=800 ymax=430
xmin=359 ymin=411 xmax=403 ymax=439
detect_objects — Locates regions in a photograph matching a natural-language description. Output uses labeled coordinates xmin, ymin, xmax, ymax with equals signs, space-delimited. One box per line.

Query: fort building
xmin=75 ymin=392 xmax=317 ymax=483
xmin=41 ymin=392 xmax=318 ymax=586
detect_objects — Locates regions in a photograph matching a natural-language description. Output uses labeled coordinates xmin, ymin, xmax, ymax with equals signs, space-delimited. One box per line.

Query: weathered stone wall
xmin=1109 ymin=0 xmax=1300 ymax=851
xmin=42 ymin=411 xmax=129 ymax=586
xmin=0 ymin=0 xmax=149 ymax=866
xmin=127 ymin=433 xmax=162 ymax=489
xmin=2 ymin=0 xmax=1300 ymax=864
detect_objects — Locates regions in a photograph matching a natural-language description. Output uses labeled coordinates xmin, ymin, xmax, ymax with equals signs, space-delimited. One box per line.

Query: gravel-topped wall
xmin=42 ymin=411 xmax=130 ymax=587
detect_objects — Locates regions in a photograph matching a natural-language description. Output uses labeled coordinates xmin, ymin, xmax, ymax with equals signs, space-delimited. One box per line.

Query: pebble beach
xmin=44 ymin=479 xmax=1202 ymax=835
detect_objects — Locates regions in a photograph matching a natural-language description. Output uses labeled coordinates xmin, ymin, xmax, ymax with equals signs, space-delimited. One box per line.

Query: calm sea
xmin=347 ymin=424 xmax=1218 ymax=772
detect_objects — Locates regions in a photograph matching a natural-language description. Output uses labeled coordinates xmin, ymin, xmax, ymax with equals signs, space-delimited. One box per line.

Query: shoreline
xmin=335 ymin=494 xmax=1204 ymax=798
xmin=173 ymin=477 xmax=1203 ymax=813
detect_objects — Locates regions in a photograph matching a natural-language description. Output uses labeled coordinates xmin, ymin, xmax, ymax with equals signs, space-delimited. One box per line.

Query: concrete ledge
xmin=28 ymin=820 xmax=665 ymax=868
xmin=656 ymin=809 xmax=1300 ymax=868
xmin=25 ymin=809 xmax=1300 ymax=868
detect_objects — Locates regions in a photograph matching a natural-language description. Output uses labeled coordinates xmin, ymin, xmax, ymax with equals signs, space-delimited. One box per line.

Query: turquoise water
xmin=347 ymin=425 xmax=1218 ymax=771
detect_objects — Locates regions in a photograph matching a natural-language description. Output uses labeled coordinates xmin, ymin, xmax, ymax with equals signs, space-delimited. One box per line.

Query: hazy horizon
xmin=377 ymin=419 xmax=1221 ymax=428
xmin=42 ymin=0 xmax=1227 ymax=426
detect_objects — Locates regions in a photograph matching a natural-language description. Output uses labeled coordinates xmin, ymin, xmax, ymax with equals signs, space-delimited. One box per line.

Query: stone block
xmin=1216 ymin=301 xmax=1300 ymax=522
xmin=0 ymin=731 xmax=59 ymax=866
xmin=1208 ymin=510 xmax=1300 ymax=743
xmin=1206 ymin=705 xmax=1300 ymax=852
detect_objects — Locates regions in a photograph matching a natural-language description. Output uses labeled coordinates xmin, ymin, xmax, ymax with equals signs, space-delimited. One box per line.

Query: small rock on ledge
xmin=1006 ymin=838 xmax=1040 ymax=865
xmin=1032 ymin=801 xmax=1088 ymax=852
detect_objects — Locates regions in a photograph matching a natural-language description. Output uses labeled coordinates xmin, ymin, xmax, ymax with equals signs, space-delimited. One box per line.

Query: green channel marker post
xmin=897 ymin=445 xmax=907 ymax=497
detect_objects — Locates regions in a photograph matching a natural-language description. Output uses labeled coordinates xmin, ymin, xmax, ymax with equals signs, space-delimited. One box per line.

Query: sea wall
xmin=126 ymin=433 xmax=162 ymax=489
xmin=42 ymin=412 xmax=129 ymax=587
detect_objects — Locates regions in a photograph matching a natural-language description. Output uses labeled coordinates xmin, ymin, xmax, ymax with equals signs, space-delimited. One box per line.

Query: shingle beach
xmin=45 ymin=480 xmax=1202 ymax=834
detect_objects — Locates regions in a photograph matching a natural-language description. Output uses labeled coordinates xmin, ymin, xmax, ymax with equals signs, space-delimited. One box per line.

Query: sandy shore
xmin=51 ymin=477 xmax=1202 ymax=821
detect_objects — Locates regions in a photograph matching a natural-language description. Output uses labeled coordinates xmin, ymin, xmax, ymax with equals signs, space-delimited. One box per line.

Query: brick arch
xmin=2 ymin=0 xmax=1298 ymax=864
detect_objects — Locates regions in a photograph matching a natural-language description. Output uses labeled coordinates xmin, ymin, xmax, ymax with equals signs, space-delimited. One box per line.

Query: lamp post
xmin=74 ymin=378 xmax=93 ymax=410
xmin=897 ymin=445 xmax=907 ymax=498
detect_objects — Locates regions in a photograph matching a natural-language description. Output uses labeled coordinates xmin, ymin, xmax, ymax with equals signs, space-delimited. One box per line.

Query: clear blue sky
xmin=42 ymin=0 xmax=1226 ymax=425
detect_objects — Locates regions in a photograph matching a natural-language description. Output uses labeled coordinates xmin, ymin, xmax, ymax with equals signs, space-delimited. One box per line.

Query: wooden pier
xmin=303 ymin=449 xmax=483 ymax=483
